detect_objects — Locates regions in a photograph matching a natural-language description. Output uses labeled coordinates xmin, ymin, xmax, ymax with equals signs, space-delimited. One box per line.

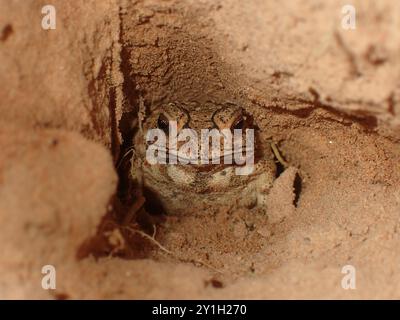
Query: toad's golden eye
xmin=212 ymin=106 xmax=244 ymax=131
xmin=157 ymin=114 xmax=170 ymax=134
xmin=156 ymin=103 xmax=190 ymax=133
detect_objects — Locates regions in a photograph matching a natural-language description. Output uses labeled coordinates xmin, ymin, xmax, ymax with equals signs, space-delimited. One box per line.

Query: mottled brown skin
xmin=131 ymin=101 xmax=276 ymax=215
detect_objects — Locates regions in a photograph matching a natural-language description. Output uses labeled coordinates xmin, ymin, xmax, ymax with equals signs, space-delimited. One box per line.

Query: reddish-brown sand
xmin=1 ymin=0 xmax=400 ymax=299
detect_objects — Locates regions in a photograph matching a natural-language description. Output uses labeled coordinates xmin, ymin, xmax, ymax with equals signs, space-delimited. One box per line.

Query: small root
xmin=152 ymin=224 xmax=157 ymax=238
xmin=122 ymin=195 xmax=146 ymax=225
xmin=124 ymin=225 xmax=223 ymax=274
xmin=117 ymin=147 xmax=134 ymax=169
xmin=125 ymin=226 xmax=173 ymax=255
xmin=270 ymin=141 xmax=289 ymax=168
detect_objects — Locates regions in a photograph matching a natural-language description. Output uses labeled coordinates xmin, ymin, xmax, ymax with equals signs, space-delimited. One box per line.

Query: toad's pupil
xmin=157 ymin=115 xmax=169 ymax=134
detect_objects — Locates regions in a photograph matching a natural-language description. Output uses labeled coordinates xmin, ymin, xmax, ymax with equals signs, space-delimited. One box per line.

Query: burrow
xmin=81 ymin=1 xmax=400 ymax=280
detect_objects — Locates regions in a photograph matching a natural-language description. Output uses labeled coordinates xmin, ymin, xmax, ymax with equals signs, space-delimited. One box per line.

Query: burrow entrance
xmin=83 ymin=1 xmax=400 ymax=283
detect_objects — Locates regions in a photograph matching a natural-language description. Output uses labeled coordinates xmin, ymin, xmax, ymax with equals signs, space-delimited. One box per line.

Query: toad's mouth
xmin=148 ymin=144 xmax=255 ymax=163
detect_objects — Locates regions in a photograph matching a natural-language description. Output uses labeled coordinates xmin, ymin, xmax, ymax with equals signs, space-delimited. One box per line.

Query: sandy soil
xmin=0 ymin=0 xmax=400 ymax=299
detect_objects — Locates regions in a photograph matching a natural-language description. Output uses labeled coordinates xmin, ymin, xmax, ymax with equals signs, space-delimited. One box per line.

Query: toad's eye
xmin=232 ymin=117 xmax=244 ymax=130
xmin=157 ymin=114 xmax=170 ymax=134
